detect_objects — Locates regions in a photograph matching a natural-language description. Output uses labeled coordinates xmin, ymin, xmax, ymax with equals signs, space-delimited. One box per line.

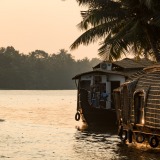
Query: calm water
xmin=0 ymin=90 xmax=159 ymax=160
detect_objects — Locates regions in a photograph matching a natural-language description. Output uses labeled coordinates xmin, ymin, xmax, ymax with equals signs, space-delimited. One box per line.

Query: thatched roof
xmin=93 ymin=58 xmax=154 ymax=70
xmin=136 ymin=58 xmax=155 ymax=67
xmin=112 ymin=58 xmax=154 ymax=69
xmin=73 ymin=58 xmax=155 ymax=80
xmin=143 ymin=63 xmax=160 ymax=73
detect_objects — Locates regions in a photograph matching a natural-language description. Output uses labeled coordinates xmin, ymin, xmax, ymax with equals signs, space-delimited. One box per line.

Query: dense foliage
xmin=0 ymin=46 xmax=100 ymax=90
xmin=71 ymin=0 xmax=160 ymax=61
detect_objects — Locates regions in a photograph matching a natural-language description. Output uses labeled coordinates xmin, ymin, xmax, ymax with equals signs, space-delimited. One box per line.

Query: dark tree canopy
xmin=0 ymin=46 xmax=100 ymax=90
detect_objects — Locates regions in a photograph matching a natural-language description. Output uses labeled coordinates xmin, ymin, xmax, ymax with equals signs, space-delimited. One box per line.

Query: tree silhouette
xmin=0 ymin=46 xmax=100 ymax=89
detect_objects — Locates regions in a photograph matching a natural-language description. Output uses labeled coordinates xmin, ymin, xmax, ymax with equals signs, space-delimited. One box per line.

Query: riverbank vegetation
xmin=0 ymin=46 xmax=100 ymax=89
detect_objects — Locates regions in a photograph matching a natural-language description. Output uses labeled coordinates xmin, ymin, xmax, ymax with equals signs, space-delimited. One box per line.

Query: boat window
xmin=134 ymin=91 xmax=144 ymax=124
xmin=79 ymin=80 xmax=91 ymax=90
xmin=95 ymin=76 xmax=102 ymax=84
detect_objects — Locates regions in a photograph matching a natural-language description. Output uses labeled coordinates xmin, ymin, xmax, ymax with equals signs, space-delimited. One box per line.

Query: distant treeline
xmin=0 ymin=46 xmax=101 ymax=89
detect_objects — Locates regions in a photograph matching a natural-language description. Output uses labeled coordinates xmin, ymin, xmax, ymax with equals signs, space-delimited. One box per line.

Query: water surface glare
xmin=0 ymin=90 xmax=159 ymax=160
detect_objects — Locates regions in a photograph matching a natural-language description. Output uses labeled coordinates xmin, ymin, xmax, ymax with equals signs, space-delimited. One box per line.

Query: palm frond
xmin=71 ymin=20 xmax=120 ymax=50
xmin=78 ymin=3 xmax=125 ymax=30
xmin=73 ymin=0 xmax=160 ymax=61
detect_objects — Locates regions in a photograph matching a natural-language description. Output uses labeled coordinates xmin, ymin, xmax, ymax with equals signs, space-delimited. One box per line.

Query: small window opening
xmin=134 ymin=92 xmax=144 ymax=124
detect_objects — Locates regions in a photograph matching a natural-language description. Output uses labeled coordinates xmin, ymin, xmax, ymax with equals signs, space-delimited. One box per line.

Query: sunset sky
xmin=0 ymin=0 xmax=100 ymax=60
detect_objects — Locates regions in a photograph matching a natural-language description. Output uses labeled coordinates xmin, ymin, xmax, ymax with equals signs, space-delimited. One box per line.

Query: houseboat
xmin=114 ymin=64 xmax=160 ymax=148
xmin=73 ymin=58 xmax=154 ymax=126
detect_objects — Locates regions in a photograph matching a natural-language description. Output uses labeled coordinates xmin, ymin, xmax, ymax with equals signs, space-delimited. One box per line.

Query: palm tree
xmin=71 ymin=0 xmax=160 ymax=62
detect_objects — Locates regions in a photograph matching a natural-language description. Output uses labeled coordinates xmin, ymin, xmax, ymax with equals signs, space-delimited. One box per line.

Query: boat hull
xmin=79 ymin=88 xmax=117 ymax=126
xmin=81 ymin=107 xmax=117 ymax=126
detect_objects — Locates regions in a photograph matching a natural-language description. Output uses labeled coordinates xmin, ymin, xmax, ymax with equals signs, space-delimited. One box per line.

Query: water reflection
xmin=74 ymin=124 xmax=121 ymax=160
xmin=74 ymin=123 xmax=160 ymax=160
xmin=76 ymin=122 xmax=117 ymax=133
xmin=116 ymin=143 xmax=160 ymax=160
xmin=0 ymin=90 xmax=159 ymax=160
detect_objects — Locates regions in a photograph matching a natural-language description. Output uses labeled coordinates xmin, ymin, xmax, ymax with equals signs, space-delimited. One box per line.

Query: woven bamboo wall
xmin=133 ymin=71 xmax=160 ymax=129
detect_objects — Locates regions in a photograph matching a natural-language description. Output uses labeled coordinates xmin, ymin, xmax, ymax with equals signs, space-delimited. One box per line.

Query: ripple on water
xmin=0 ymin=90 xmax=159 ymax=160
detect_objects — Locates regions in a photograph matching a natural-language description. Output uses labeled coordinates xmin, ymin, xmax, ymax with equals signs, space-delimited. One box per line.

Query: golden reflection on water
xmin=0 ymin=90 xmax=77 ymax=125
xmin=0 ymin=90 xmax=79 ymax=159
xmin=0 ymin=90 xmax=159 ymax=160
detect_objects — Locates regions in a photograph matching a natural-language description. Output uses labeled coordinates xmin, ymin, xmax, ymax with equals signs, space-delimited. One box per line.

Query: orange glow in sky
xmin=0 ymin=0 xmax=100 ymax=59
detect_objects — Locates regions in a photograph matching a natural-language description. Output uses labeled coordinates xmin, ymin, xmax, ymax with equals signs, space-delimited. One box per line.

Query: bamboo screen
xmin=135 ymin=71 xmax=160 ymax=129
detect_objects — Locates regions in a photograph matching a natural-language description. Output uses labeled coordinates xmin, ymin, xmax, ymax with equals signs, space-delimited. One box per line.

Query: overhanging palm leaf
xmin=72 ymin=0 xmax=160 ymax=62
xmin=71 ymin=19 xmax=120 ymax=50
